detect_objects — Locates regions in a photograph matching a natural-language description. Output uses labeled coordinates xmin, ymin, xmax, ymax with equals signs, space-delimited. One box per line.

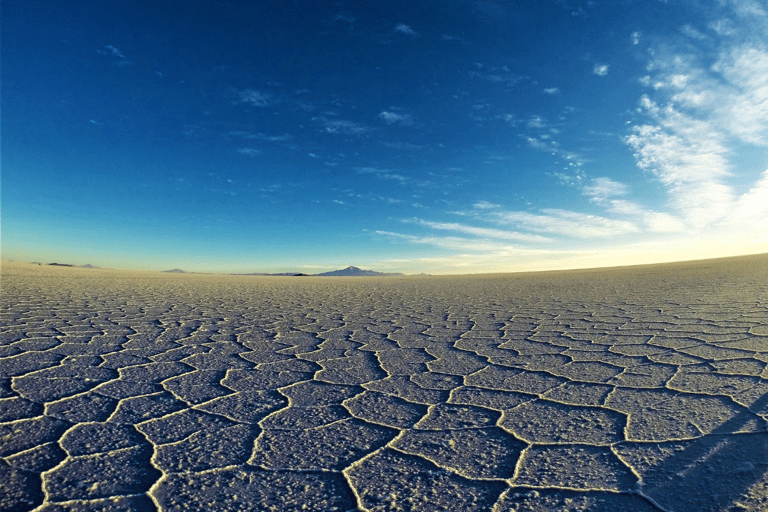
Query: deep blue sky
xmin=4 ymin=0 xmax=768 ymax=273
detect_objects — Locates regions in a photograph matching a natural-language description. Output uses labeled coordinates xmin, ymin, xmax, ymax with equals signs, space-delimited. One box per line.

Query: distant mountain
xmin=80 ymin=264 xmax=99 ymax=269
xmin=316 ymin=266 xmax=403 ymax=277
xmin=163 ymin=269 xmax=186 ymax=273
xmin=235 ymin=272 xmax=308 ymax=276
xmin=48 ymin=263 xmax=74 ymax=267
xmin=233 ymin=266 xmax=401 ymax=277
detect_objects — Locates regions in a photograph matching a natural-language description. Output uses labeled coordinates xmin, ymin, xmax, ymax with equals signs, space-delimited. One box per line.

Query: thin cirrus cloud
xmin=379 ymin=111 xmax=414 ymax=125
xmin=473 ymin=200 xmax=500 ymax=210
xmin=731 ymin=170 xmax=768 ymax=230
xmin=605 ymin=200 xmax=688 ymax=233
xmin=527 ymin=116 xmax=546 ymax=128
xmin=313 ymin=116 xmax=372 ymax=135
xmin=389 ymin=207 xmax=641 ymax=257
xmin=489 ymin=209 xmax=641 ymax=238
xmin=356 ymin=167 xmax=410 ymax=183
xmin=394 ymin=23 xmax=417 ymax=36
xmin=581 ymin=177 xmax=628 ymax=203
xmin=235 ymin=89 xmax=274 ymax=107
xmin=375 ymin=231 xmax=551 ymax=254
xmin=329 ymin=12 xmax=356 ymax=25
xmin=468 ymin=68 xmax=525 ymax=87
xmin=625 ymin=6 xmax=768 ymax=234
xmin=104 ymin=45 xmax=126 ymax=59
xmin=389 ymin=2 xmax=768 ymax=267
xmin=411 ymin=219 xmax=554 ymax=243
xmin=228 ymin=131 xmax=293 ymax=143
xmin=579 ymin=177 xmax=687 ymax=233
xmin=379 ymin=141 xmax=423 ymax=150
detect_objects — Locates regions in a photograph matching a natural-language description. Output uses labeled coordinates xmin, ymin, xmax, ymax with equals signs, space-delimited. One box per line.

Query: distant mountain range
xmin=237 ymin=272 xmax=309 ymax=276
xmin=36 ymin=262 xmax=100 ymax=268
xmin=315 ymin=266 xmax=402 ymax=276
xmin=30 ymin=263 xmax=402 ymax=276
xmin=234 ymin=266 xmax=403 ymax=277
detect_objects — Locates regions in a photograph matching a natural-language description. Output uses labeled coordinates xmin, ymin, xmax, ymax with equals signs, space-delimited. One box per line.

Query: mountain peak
xmin=316 ymin=266 xmax=402 ymax=277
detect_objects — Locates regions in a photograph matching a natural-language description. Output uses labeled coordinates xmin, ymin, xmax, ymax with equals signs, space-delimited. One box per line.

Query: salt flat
xmin=2 ymin=255 xmax=768 ymax=512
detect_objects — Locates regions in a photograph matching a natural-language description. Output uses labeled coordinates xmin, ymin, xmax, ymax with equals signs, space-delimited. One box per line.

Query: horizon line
xmin=4 ymin=251 xmax=768 ymax=278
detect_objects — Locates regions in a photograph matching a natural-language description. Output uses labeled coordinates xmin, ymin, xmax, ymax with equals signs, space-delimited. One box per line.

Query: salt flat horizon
xmin=1 ymin=254 xmax=767 ymax=511
xmin=5 ymin=250 xmax=768 ymax=278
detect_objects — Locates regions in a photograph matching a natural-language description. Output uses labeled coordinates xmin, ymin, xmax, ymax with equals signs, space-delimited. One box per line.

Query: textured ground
xmin=2 ymin=255 xmax=768 ymax=512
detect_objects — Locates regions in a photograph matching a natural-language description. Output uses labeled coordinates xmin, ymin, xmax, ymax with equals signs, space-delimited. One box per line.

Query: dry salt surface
xmin=2 ymin=255 xmax=768 ymax=512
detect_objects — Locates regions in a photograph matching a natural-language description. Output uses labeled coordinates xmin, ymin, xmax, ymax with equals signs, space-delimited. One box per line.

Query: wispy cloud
xmin=730 ymin=169 xmax=768 ymax=231
xmin=680 ymin=24 xmax=707 ymax=40
xmin=379 ymin=111 xmax=414 ymax=125
xmin=518 ymin=111 xmax=589 ymax=168
xmin=379 ymin=141 xmax=423 ymax=150
xmin=356 ymin=167 xmax=436 ymax=189
xmin=527 ymin=115 xmax=546 ymax=128
xmin=376 ymin=230 xmax=547 ymax=254
xmin=490 ymin=208 xmax=640 ymax=238
xmin=550 ymin=169 xmax=586 ymax=187
xmin=364 ymin=2 xmax=768 ymax=272
xmin=468 ymin=66 xmax=525 ymax=87
xmin=522 ymin=134 xmax=560 ymax=153
xmin=356 ymin=166 xmax=391 ymax=175
xmin=709 ymin=18 xmax=737 ymax=36
xmin=625 ymin=5 xmax=768 ymax=233
xmin=582 ymin=177 xmax=628 ymax=203
xmin=603 ymin=200 xmax=687 ymax=233
xmin=104 ymin=45 xmax=126 ymax=59
xmin=394 ymin=23 xmax=417 ymax=36
xmin=626 ymin=102 xmax=734 ymax=228
xmin=314 ymin=116 xmax=372 ymax=135
xmin=329 ymin=12 xmax=356 ymax=25
xmin=228 ymin=131 xmax=292 ymax=142
xmin=543 ymin=87 xmax=560 ymax=95
xmin=356 ymin=166 xmax=408 ymax=182
xmin=236 ymin=89 xmax=274 ymax=107
xmin=412 ymin=219 xmax=553 ymax=243
xmin=379 ymin=173 xmax=409 ymax=182
xmin=237 ymin=148 xmax=261 ymax=156
xmin=574 ymin=177 xmax=687 ymax=233
xmin=390 ymin=200 xmax=642 ymax=266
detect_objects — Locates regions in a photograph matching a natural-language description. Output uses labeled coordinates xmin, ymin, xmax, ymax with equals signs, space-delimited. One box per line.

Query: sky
xmin=3 ymin=0 xmax=768 ymax=274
